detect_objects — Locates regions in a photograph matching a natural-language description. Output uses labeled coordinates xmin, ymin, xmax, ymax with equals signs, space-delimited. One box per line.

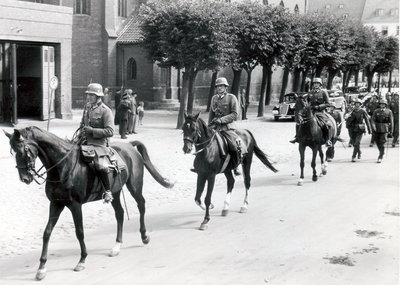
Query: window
xmin=342 ymin=13 xmax=348 ymax=19
xmin=75 ymin=0 xmax=90 ymax=15
xmin=294 ymin=4 xmax=299 ymax=14
xmin=390 ymin=8 xmax=399 ymax=16
xmin=225 ymin=0 xmax=231 ymax=3
xmin=338 ymin=4 xmax=344 ymax=9
xmin=375 ymin=9 xmax=384 ymax=16
xmin=397 ymin=25 xmax=399 ymax=36
xmin=118 ymin=0 xmax=127 ymax=17
xmin=325 ymin=4 xmax=331 ymax=9
xmin=263 ymin=0 xmax=268 ymax=5
xmin=279 ymin=0 xmax=284 ymax=7
xmin=382 ymin=26 xmax=388 ymax=36
xmin=127 ymin=58 xmax=137 ymax=80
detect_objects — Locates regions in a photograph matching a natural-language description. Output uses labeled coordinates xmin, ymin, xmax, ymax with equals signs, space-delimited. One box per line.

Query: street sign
xmin=49 ymin=76 xmax=58 ymax=90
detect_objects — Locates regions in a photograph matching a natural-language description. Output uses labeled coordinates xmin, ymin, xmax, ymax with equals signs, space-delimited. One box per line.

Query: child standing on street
xmin=137 ymin=101 xmax=145 ymax=125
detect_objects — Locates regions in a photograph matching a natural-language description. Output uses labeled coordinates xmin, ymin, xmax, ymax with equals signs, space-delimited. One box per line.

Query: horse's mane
xmin=196 ymin=117 xmax=214 ymax=138
xmin=21 ymin=126 xmax=74 ymax=150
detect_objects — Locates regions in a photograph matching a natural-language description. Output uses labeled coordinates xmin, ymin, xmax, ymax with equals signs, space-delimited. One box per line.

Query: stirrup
xmin=234 ymin=168 xmax=241 ymax=176
xmin=102 ymin=190 xmax=113 ymax=203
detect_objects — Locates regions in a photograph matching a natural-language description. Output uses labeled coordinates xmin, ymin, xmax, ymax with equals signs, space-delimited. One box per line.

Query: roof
xmin=117 ymin=15 xmax=144 ymax=44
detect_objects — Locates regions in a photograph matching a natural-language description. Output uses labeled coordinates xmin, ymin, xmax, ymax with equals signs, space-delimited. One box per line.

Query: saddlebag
xmin=81 ymin=145 xmax=96 ymax=163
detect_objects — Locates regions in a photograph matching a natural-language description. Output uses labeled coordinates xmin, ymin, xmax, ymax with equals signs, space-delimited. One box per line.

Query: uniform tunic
xmin=389 ymin=100 xmax=399 ymax=144
xmin=371 ymin=107 xmax=394 ymax=158
xmin=209 ymin=92 xmax=239 ymax=131
xmin=347 ymin=108 xmax=371 ymax=157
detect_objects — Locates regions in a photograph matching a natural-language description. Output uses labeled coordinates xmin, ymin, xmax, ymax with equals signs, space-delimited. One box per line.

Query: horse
xmin=295 ymin=98 xmax=341 ymax=186
xmin=3 ymin=126 xmax=174 ymax=280
xmin=182 ymin=113 xmax=278 ymax=230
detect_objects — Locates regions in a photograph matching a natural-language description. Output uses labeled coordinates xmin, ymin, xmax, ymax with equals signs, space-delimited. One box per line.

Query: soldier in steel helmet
xmin=371 ymin=98 xmax=394 ymax=163
xmin=346 ymin=98 xmax=371 ymax=162
xmin=198 ymin=77 xmax=242 ymax=175
xmin=366 ymin=94 xmax=380 ymax=147
xmin=80 ymin=83 xmax=115 ymax=202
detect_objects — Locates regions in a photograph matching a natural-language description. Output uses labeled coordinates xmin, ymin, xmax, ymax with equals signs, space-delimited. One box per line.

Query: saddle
xmin=215 ymin=130 xmax=246 ymax=173
xmin=314 ymin=112 xmax=337 ymax=141
xmin=80 ymin=145 xmax=128 ymax=201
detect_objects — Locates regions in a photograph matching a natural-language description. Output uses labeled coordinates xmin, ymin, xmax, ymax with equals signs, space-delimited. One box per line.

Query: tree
xmin=140 ymin=0 xmax=237 ymax=128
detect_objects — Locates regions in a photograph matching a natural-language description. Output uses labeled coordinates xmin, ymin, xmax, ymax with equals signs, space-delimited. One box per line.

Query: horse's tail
xmin=129 ymin=141 xmax=175 ymax=189
xmin=248 ymin=131 xmax=278 ymax=173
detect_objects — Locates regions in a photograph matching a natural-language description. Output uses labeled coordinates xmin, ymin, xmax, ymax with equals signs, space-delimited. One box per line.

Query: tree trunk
xmin=366 ymin=67 xmax=374 ymax=92
xmin=327 ymin=69 xmax=336 ymax=90
xmin=342 ymin=70 xmax=348 ymax=93
xmin=177 ymin=68 xmax=190 ymax=129
xmin=206 ymin=71 xmax=218 ymax=112
xmin=377 ymin=73 xmax=381 ymax=93
xmin=315 ymin=65 xmax=323 ymax=77
xmin=354 ymin=69 xmax=359 ymax=86
xmin=258 ymin=64 xmax=267 ymax=117
xmin=388 ymin=70 xmax=392 ymax=92
xmin=231 ymin=68 xmax=242 ymax=96
xmin=265 ymin=64 xmax=273 ymax=105
xmin=293 ymin=68 xmax=301 ymax=92
xmin=186 ymin=68 xmax=198 ymax=115
xmin=345 ymin=69 xmax=352 ymax=88
xmin=300 ymin=70 xmax=307 ymax=92
xmin=279 ymin=67 xmax=290 ymax=103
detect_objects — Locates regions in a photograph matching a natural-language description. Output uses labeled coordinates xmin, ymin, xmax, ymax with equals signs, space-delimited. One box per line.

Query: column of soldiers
xmin=345 ymin=93 xmax=398 ymax=163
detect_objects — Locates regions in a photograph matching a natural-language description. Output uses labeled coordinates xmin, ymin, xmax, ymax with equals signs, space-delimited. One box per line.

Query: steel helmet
xmin=85 ymin=83 xmax=104 ymax=97
xmin=353 ymin=98 xmax=362 ymax=104
xmin=215 ymin=77 xmax=229 ymax=87
xmin=312 ymin=77 xmax=322 ymax=84
xmin=379 ymin=99 xmax=388 ymax=105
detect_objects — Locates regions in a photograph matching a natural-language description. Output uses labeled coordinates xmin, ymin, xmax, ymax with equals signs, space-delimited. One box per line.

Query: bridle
xmin=183 ymin=120 xmax=216 ymax=155
xmin=14 ymin=135 xmax=82 ymax=185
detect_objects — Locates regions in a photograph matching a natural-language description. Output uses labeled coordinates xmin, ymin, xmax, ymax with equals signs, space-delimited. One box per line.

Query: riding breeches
xmin=350 ymin=131 xmax=363 ymax=157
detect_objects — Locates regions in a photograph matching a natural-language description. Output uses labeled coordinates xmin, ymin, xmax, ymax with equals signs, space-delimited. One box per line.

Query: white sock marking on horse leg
xmin=109 ymin=242 xmax=122 ymax=257
xmin=223 ymin=192 xmax=231 ymax=210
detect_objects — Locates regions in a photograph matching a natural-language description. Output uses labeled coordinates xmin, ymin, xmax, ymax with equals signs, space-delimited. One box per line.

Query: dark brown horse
xmin=296 ymin=98 xmax=341 ymax=186
xmin=4 ymin=126 xmax=174 ymax=280
xmin=182 ymin=113 xmax=278 ymax=230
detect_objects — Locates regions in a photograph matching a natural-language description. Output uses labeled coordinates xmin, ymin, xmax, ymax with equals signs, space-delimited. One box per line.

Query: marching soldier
xmin=366 ymin=94 xmax=380 ymax=147
xmin=346 ymin=99 xmax=371 ymax=162
xmin=371 ymin=99 xmax=394 ymax=163
xmin=80 ymin=83 xmax=115 ymax=202
xmin=389 ymin=93 xmax=399 ymax=147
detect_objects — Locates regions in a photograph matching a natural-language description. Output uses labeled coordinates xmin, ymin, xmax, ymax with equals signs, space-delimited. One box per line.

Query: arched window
xmin=263 ymin=0 xmax=268 ymax=5
xmin=127 ymin=58 xmax=137 ymax=80
xmin=294 ymin=4 xmax=299 ymax=14
xmin=279 ymin=0 xmax=284 ymax=7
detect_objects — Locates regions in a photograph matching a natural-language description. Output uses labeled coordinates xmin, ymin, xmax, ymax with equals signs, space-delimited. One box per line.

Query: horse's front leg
xmin=199 ymin=175 xmax=216 ymax=230
xmin=298 ymin=144 xmax=306 ymax=186
xmin=36 ymin=202 xmax=65 ymax=281
xmin=311 ymin=147 xmax=318 ymax=182
xmin=319 ymin=146 xmax=327 ymax=176
xmin=195 ymin=174 xmax=209 ymax=210
xmin=67 ymin=202 xmax=87 ymax=272
xmin=222 ymin=170 xmax=235 ymax=216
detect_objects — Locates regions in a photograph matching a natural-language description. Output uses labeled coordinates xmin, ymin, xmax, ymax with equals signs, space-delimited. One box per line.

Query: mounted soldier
xmin=346 ymin=98 xmax=371 ymax=162
xmin=191 ymin=77 xmax=244 ymax=176
xmin=79 ymin=83 xmax=115 ymax=202
xmin=371 ymin=98 xmax=394 ymax=163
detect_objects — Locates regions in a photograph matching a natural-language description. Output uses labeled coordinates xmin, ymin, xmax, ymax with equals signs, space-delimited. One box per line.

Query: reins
xmin=192 ymin=132 xmax=217 ymax=155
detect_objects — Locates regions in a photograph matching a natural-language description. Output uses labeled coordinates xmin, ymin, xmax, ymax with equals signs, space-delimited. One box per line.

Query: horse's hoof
xmin=239 ymin=206 xmax=248 ymax=213
xmin=312 ymin=176 xmax=318 ymax=182
xmin=35 ymin=269 xmax=47 ymax=281
xmin=199 ymin=223 xmax=208 ymax=231
xmin=322 ymin=170 xmax=327 ymax=175
xmin=297 ymin=180 xmax=303 ymax=186
xmin=221 ymin=209 xmax=229 ymax=216
xmin=210 ymin=203 xmax=214 ymax=210
xmin=109 ymin=250 xmax=120 ymax=257
xmin=327 ymin=158 xmax=332 ymax=162
xmin=142 ymin=235 xmax=150 ymax=245
xmin=74 ymin=263 xmax=85 ymax=272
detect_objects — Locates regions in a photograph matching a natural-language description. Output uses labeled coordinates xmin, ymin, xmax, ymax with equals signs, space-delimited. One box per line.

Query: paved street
xmin=0 ymin=106 xmax=398 ymax=285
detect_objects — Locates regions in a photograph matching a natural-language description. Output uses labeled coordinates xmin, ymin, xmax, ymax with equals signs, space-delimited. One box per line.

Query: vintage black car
xmin=272 ymin=93 xmax=305 ymax=121
xmin=327 ymin=89 xmax=347 ymax=112
xmin=344 ymin=86 xmax=369 ymax=103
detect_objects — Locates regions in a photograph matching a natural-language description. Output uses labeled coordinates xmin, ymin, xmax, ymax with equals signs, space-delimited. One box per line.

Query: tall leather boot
xmin=98 ymin=171 xmax=113 ymax=203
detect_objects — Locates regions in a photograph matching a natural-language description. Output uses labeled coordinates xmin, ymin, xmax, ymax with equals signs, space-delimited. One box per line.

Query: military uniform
xmin=371 ymin=104 xmax=394 ymax=162
xmin=389 ymin=97 xmax=399 ymax=146
xmin=209 ymin=92 xmax=239 ymax=131
xmin=307 ymin=88 xmax=333 ymax=144
xmin=346 ymin=106 xmax=371 ymax=161
xmin=366 ymin=97 xmax=380 ymax=146
xmin=117 ymin=93 xmax=132 ymax=139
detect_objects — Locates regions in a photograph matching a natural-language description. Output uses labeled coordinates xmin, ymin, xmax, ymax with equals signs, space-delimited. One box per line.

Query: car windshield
xmin=345 ymin=87 xmax=360 ymax=93
xmin=284 ymin=95 xmax=295 ymax=102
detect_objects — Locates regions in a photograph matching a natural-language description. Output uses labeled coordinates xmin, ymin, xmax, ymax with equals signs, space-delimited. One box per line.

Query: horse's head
xmin=182 ymin=112 xmax=202 ymax=154
xmin=296 ymin=98 xmax=313 ymax=124
xmin=3 ymin=128 xmax=38 ymax=184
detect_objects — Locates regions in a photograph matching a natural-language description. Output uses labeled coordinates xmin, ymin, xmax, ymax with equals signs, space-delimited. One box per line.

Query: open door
xmin=41 ymin=46 xmax=55 ymax=120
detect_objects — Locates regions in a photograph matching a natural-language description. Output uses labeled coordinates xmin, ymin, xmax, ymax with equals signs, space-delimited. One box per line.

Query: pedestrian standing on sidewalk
xmin=389 ymin=93 xmax=399 ymax=147
xmin=117 ymin=92 xmax=132 ymax=139
xmin=346 ymin=99 xmax=371 ymax=162
xmin=239 ymin=87 xmax=248 ymax=120
xmin=371 ymin=99 xmax=394 ymax=163
xmin=366 ymin=94 xmax=380 ymax=147
xmin=137 ymin=101 xmax=145 ymax=125
xmin=127 ymin=90 xmax=138 ymax=134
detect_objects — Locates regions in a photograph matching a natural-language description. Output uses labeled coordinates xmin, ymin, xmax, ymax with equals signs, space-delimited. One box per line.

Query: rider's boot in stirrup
xmin=99 ymin=171 xmax=113 ymax=203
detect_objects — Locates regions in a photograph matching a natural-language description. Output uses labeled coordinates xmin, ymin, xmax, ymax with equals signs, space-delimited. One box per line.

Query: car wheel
xmin=274 ymin=116 xmax=279 ymax=121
